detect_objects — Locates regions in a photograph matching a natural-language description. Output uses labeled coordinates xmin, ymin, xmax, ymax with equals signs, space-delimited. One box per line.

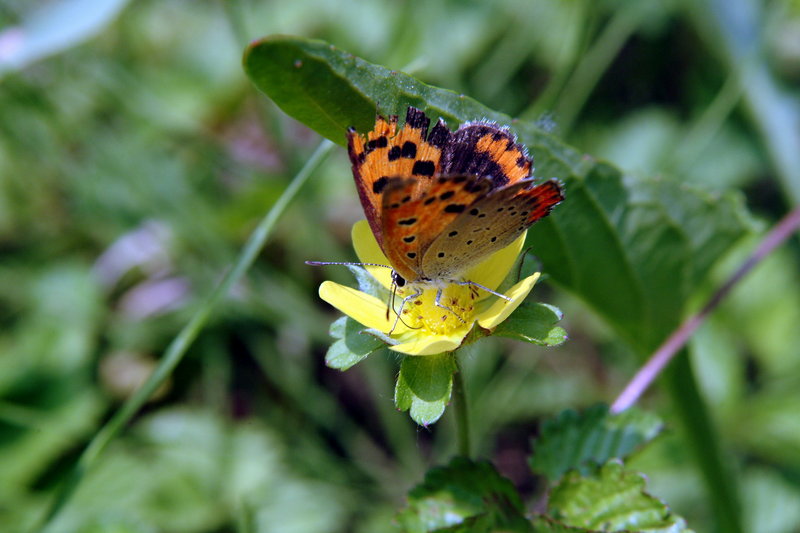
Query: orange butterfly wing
xmin=422 ymin=179 xmax=564 ymax=280
xmin=347 ymin=107 xmax=564 ymax=283
xmin=440 ymin=122 xmax=533 ymax=187
xmin=379 ymin=175 xmax=494 ymax=283
xmin=347 ymin=108 xmax=450 ymax=247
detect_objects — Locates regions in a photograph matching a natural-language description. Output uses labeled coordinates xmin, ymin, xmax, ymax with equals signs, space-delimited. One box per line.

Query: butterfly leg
xmin=433 ymin=288 xmax=467 ymax=324
xmin=388 ymin=288 xmax=423 ymax=334
xmin=455 ymin=280 xmax=512 ymax=302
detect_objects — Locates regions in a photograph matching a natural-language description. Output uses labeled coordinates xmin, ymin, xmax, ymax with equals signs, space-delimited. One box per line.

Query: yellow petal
xmin=389 ymin=329 xmax=467 ymax=356
xmin=351 ymin=220 xmax=394 ymax=289
xmin=464 ymin=231 xmax=527 ymax=294
xmin=477 ymin=272 xmax=540 ymax=329
xmin=319 ymin=281 xmax=409 ymax=334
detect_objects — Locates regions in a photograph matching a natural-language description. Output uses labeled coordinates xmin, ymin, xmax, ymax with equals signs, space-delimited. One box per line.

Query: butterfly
xmin=344 ymin=107 xmax=563 ymax=323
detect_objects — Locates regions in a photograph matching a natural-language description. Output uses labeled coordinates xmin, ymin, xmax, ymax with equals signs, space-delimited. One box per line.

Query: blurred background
xmin=1 ymin=0 xmax=800 ymax=531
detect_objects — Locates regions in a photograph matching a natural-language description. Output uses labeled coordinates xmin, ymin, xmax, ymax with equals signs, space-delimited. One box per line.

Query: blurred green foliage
xmin=1 ymin=0 xmax=799 ymax=532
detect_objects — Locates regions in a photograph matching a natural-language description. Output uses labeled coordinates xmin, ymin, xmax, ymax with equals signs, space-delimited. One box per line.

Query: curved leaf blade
xmin=529 ymin=405 xmax=664 ymax=482
xmin=397 ymin=457 xmax=531 ymax=533
xmin=325 ymin=316 xmax=383 ymax=370
xmin=244 ymin=33 xmax=748 ymax=533
xmin=493 ymin=302 xmax=567 ymax=346
xmin=394 ymin=353 xmax=456 ymax=426
xmin=243 ymin=35 xmax=753 ymax=353
xmin=548 ymin=461 xmax=694 ymax=532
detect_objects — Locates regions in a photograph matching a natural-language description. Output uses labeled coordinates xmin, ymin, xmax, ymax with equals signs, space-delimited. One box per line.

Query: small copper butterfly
xmin=344 ymin=107 xmax=563 ymax=314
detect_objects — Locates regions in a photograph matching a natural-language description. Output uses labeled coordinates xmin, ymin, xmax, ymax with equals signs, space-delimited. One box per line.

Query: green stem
xmin=665 ymin=351 xmax=743 ymax=533
xmin=552 ymin=5 xmax=646 ymax=135
xmin=520 ymin=1 xmax=589 ymax=121
xmin=453 ymin=354 xmax=471 ymax=458
xmin=687 ymin=0 xmax=800 ymax=204
xmin=671 ymin=71 xmax=742 ymax=173
xmin=31 ymin=139 xmax=334 ymax=533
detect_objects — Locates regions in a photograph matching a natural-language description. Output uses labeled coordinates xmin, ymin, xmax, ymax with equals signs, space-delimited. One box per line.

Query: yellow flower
xmin=318 ymin=221 xmax=540 ymax=356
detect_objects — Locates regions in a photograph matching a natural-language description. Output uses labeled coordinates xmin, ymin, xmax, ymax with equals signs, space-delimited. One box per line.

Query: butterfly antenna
xmin=305 ymin=261 xmax=392 ymax=268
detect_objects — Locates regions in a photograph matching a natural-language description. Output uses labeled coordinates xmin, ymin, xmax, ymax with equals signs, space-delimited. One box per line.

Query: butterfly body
xmin=347 ymin=107 xmax=564 ymax=295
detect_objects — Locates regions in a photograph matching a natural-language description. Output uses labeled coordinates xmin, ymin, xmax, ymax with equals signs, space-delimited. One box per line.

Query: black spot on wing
xmin=444 ymin=204 xmax=466 ymax=213
xmin=401 ymin=142 xmax=417 ymax=158
xmin=373 ymin=176 xmax=390 ymax=194
xmin=388 ymin=146 xmax=401 ymax=161
xmin=365 ymin=135 xmax=388 ymax=155
xmin=464 ymin=180 xmax=487 ymax=193
xmin=412 ymin=160 xmax=435 ymax=176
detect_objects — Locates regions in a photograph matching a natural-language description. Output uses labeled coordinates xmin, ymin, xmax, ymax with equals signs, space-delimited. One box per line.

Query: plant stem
xmin=31 ymin=139 xmax=334 ymax=533
xmin=453 ymin=354 xmax=472 ymax=458
xmin=611 ymin=204 xmax=800 ymax=413
xmin=665 ymin=351 xmax=743 ymax=533
xmin=688 ymin=0 xmax=800 ymax=204
xmin=551 ymin=4 xmax=646 ymax=135
xmin=672 ymin=71 xmax=742 ymax=174
xmin=610 ymin=205 xmax=800 ymax=533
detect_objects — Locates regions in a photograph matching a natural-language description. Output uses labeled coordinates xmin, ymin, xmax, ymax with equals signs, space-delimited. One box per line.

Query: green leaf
xmin=243 ymin=39 xmax=750 ymax=531
xmin=243 ymin=35 xmax=753 ymax=353
xmin=493 ymin=302 xmax=567 ymax=346
xmin=325 ymin=316 xmax=384 ymax=370
xmin=528 ymin=164 xmax=753 ymax=352
xmin=548 ymin=461 xmax=694 ymax=532
xmin=394 ymin=353 xmax=457 ymax=426
xmin=529 ymin=405 xmax=663 ymax=482
xmin=529 ymin=516 xmax=593 ymax=532
xmin=397 ymin=457 xmax=531 ymax=533
xmin=243 ymin=35 xmax=512 ymax=146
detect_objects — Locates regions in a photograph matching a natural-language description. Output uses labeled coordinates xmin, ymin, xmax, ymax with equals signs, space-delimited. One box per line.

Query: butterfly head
xmin=391 ymin=270 xmax=407 ymax=288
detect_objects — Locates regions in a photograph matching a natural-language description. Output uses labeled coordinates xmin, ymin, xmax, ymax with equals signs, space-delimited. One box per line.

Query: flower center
xmin=396 ymin=283 xmax=479 ymax=335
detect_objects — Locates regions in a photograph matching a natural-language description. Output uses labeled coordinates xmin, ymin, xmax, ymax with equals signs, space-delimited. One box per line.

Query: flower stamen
xmin=393 ymin=283 xmax=477 ymax=336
